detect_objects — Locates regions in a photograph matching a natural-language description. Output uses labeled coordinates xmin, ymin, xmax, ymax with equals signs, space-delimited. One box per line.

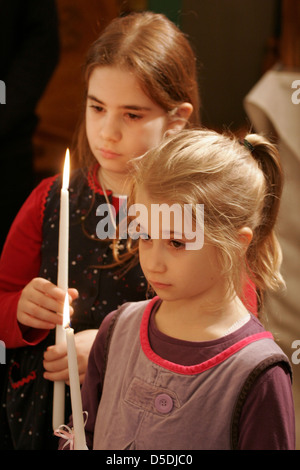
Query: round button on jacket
xmin=154 ymin=393 xmax=173 ymax=414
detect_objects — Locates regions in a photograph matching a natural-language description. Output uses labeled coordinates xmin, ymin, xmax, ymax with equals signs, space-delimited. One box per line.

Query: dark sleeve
xmin=59 ymin=310 xmax=116 ymax=450
xmin=238 ymin=363 xmax=295 ymax=450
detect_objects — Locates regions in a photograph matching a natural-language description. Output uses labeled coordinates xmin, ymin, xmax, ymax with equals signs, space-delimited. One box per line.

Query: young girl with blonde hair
xmin=77 ymin=129 xmax=295 ymax=450
xmin=0 ymin=11 xmax=200 ymax=449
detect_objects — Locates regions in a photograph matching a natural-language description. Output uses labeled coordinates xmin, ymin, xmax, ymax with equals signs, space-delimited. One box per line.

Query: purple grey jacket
xmin=91 ymin=298 xmax=292 ymax=450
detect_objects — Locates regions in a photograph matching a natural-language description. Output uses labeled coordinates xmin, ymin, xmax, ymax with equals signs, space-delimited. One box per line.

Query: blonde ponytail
xmin=242 ymin=134 xmax=285 ymax=301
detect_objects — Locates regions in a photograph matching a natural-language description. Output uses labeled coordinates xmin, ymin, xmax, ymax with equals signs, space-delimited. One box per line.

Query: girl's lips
xmin=149 ymin=280 xmax=172 ymax=289
xmin=99 ymin=148 xmax=121 ymax=159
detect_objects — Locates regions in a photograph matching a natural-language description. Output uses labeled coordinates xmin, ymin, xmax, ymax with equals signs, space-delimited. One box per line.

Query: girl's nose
xmin=145 ymin=243 xmax=167 ymax=274
xmin=100 ymin=113 xmax=122 ymax=142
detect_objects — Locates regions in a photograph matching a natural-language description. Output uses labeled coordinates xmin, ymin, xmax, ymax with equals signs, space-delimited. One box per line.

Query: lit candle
xmin=58 ymin=148 xmax=70 ymax=291
xmin=63 ymin=294 xmax=87 ymax=450
xmin=52 ymin=149 xmax=70 ymax=431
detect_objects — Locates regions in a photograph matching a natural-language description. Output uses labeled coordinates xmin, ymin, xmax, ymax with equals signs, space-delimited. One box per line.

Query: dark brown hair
xmin=74 ymin=11 xmax=200 ymax=167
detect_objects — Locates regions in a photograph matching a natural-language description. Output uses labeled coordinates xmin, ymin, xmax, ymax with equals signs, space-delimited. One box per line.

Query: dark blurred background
xmin=29 ymin=0 xmax=299 ymax=177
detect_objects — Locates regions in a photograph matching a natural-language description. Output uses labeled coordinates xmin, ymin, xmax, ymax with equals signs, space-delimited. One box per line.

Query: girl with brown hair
xmin=0 ymin=11 xmax=199 ymax=449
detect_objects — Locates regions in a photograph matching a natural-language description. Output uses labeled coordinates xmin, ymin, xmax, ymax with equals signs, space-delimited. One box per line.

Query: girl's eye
xmin=170 ymin=240 xmax=185 ymax=249
xmin=90 ymin=105 xmax=104 ymax=113
xmin=126 ymin=113 xmax=143 ymax=121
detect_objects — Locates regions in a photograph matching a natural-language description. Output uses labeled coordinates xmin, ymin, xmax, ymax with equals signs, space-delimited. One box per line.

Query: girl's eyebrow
xmin=87 ymin=94 xmax=151 ymax=112
xmin=162 ymin=230 xmax=186 ymax=239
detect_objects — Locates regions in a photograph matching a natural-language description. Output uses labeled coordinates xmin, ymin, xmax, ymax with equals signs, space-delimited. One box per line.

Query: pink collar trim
xmin=140 ymin=297 xmax=273 ymax=376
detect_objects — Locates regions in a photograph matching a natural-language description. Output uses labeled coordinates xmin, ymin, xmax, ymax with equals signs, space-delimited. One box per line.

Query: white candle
xmin=63 ymin=295 xmax=87 ymax=450
xmin=58 ymin=148 xmax=70 ymax=291
xmin=53 ymin=149 xmax=70 ymax=431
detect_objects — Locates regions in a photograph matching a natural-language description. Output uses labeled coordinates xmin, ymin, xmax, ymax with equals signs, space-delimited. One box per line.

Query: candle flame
xmin=63 ymin=293 xmax=70 ymax=328
xmin=62 ymin=149 xmax=70 ymax=190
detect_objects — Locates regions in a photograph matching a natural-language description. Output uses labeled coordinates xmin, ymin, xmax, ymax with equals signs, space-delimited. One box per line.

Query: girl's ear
xmin=238 ymin=227 xmax=253 ymax=254
xmin=166 ymin=102 xmax=193 ymax=133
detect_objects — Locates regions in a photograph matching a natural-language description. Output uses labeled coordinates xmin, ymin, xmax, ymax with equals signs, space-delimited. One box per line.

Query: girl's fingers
xmin=25 ymin=293 xmax=64 ymax=317
xmin=21 ymin=301 xmax=64 ymax=325
xmin=68 ymin=288 xmax=79 ymax=301
xmin=44 ymin=343 xmax=67 ymax=361
xmin=43 ymin=368 xmax=69 ymax=382
xmin=17 ymin=278 xmax=77 ymax=330
xmin=43 ymin=355 xmax=68 ymax=373
xmin=19 ymin=314 xmax=57 ymax=330
xmin=18 ymin=299 xmax=74 ymax=329
xmin=32 ymin=277 xmax=66 ymax=301
xmin=43 ymin=344 xmax=69 ymax=382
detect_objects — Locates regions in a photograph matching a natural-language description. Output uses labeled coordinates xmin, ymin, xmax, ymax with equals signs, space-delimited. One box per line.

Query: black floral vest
xmin=1 ymin=167 xmax=149 ymax=450
xmin=40 ymin=167 xmax=148 ymax=332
